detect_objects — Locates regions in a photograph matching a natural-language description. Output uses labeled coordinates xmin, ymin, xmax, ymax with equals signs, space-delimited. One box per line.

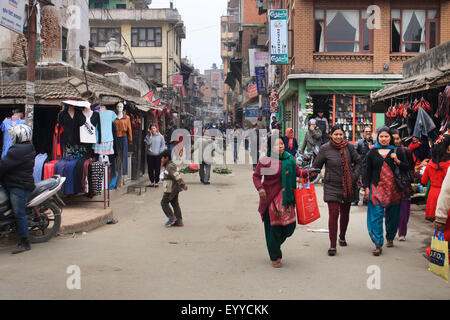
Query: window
xmin=92 ymin=0 xmax=109 ymax=8
xmin=131 ymin=27 xmax=162 ymax=47
xmin=391 ymin=9 xmax=439 ymax=53
xmin=116 ymin=4 xmax=126 ymax=9
xmin=314 ymin=9 xmax=372 ymax=53
xmin=136 ymin=63 xmax=162 ymax=81
xmin=90 ymin=27 xmax=121 ymax=47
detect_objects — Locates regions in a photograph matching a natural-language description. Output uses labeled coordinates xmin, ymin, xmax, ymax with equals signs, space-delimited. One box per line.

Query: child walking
xmin=160 ymin=149 xmax=187 ymax=227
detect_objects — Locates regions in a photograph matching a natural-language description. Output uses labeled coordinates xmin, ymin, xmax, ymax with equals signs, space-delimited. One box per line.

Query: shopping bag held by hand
xmin=429 ymin=230 xmax=449 ymax=283
xmin=294 ymin=177 xmax=320 ymax=225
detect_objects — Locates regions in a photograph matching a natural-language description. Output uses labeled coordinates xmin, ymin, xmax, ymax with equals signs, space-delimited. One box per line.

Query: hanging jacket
xmin=413 ymin=107 xmax=436 ymax=140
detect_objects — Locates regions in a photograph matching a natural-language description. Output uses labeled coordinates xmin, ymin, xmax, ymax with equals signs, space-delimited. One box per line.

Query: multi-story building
xmin=89 ymin=0 xmax=185 ymax=88
xmin=204 ymin=64 xmax=224 ymax=110
xmin=275 ymin=0 xmax=450 ymax=144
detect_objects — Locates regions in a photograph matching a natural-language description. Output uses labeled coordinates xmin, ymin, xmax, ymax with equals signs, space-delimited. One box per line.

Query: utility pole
xmin=25 ymin=0 xmax=37 ymax=130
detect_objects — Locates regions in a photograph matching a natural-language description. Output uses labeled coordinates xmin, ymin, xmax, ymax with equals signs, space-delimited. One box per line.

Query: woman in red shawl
xmin=282 ymin=128 xmax=298 ymax=156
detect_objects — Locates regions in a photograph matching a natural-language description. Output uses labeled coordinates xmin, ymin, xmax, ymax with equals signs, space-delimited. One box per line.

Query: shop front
xmin=278 ymin=74 xmax=403 ymax=146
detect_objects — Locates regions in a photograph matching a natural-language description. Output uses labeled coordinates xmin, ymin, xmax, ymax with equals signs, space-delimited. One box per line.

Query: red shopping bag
xmin=294 ymin=178 xmax=320 ymax=225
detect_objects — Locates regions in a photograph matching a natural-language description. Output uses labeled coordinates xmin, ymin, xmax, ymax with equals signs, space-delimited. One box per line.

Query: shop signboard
xmin=245 ymin=105 xmax=259 ymax=118
xmin=269 ymin=9 xmax=288 ymax=65
xmin=255 ymin=66 xmax=267 ymax=95
xmin=0 ymin=0 xmax=26 ymax=34
xmin=247 ymin=83 xmax=258 ymax=99
xmin=173 ymin=75 xmax=183 ymax=88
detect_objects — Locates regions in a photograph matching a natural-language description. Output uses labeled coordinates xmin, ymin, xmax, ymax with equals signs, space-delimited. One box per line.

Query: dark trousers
xmin=327 ymin=202 xmax=351 ymax=247
xmin=199 ymin=162 xmax=211 ymax=183
xmin=147 ymin=155 xmax=161 ymax=184
xmin=118 ymin=137 xmax=128 ymax=175
xmin=263 ymin=210 xmax=296 ymax=261
xmin=161 ymin=192 xmax=182 ymax=221
xmin=9 ymin=188 xmax=31 ymax=239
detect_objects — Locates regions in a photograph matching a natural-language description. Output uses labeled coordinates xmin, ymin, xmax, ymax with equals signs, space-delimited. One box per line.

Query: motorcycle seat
xmin=29 ymin=179 xmax=59 ymax=202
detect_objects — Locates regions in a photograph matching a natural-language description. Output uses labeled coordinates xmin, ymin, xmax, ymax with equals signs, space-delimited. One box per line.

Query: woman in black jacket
xmin=312 ymin=125 xmax=361 ymax=256
xmin=364 ymin=127 xmax=409 ymax=256
xmin=0 ymin=124 xmax=35 ymax=254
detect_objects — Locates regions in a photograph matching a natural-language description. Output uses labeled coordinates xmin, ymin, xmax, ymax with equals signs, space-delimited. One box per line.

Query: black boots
xmin=12 ymin=238 xmax=31 ymax=254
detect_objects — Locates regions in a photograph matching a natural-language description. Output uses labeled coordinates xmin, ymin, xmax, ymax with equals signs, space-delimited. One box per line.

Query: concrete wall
xmin=403 ymin=40 xmax=450 ymax=78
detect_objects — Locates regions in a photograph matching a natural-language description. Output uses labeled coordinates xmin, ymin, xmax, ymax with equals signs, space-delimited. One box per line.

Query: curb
xmin=59 ymin=208 xmax=114 ymax=235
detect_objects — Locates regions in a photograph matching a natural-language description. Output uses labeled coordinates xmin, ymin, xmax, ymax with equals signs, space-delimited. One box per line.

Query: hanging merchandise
xmin=114 ymin=102 xmax=132 ymax=176
xmin=270 ymin=88 xmax=279 ymax=113
xmin=1 ymin=109 xmax=26 ymax=158
xmin=413 ymin=106 xmax=436 ymax=140
xmin=80 ymin=103 xmax=99 ymax=144
xmin=93 ymin=106 xmax=117 ymax=155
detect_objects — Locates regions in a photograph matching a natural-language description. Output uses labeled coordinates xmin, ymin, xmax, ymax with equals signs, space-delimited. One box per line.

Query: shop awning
xmin=371 ymin=64 xmax=450 ymax=103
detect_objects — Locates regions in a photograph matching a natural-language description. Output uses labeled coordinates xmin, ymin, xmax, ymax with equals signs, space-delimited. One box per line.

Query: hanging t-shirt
xmin=96 ymin=110 xmax=117 ymax=143
xmin=1 ymin=118 xmax=26 ymax=158
xmin=80 ymin=109 xmax=100 ymax=144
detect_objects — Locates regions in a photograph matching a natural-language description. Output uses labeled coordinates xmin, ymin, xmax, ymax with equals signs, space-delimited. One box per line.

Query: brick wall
xmin=283 ymin=0 xmax=447 ymax=79
xmin=244 ymin=0 xmax=267 ymax=23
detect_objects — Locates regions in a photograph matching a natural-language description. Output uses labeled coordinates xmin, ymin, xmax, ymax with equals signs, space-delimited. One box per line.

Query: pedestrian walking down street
xmin=353 ymin=126 xmax=374 ymax=206
xmin=301 ymin=119 xmax=322 ymax=154
xmin=0 ymin=124 xmax=35 ymax=254
xmin=392 ymin=129 xmax=415 ymax=241
xmin=250 ymin=123 xmax=261 ymax=170
xmin=160 ymin=150 xmax=188 ymax=227
xmin=282 ymin=128 xmax=299 ymax=157
xmin=145 ymin=125 xmax=167 ymax=188
xmin=230 ymin=124 xmax=241 ymax=163
xmin=426 ymin=165 xmax=450 ymax=261
xmin=421 ymin=135 xmax=450 ymax=222
xmin=193 ymin=131 xmax=214 ymax=184
xmin=315 ymin=111 xmax=329 ymax=145
xmin=253 ymin=135 xmax=308 ymax=268
xmin=364 ymin=127 xmax=409 ymax=256
xmin=312 ymin=125 xmax=361 ymax=256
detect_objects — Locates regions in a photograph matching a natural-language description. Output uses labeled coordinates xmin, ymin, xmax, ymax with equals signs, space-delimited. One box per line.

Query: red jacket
xmin=421 ymin=160 xmax=450 ymax=188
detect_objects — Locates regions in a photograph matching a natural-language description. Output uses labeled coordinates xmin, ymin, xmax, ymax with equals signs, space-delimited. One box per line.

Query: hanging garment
xmin=413 ymin=107 xmax=436 ymax=139
xmin=80 ymin=110 xmax=100 ymax=144
xmin=89 ymin=161 xmax=104 ymax=197
xmin=1 ymin=117 xmax=26 ymax=158
xmin=52 ymin=124 xmax=64 ymax=161
xmin=33 ymin=153 xmax=48 ymax=182
xmin=63 ymin=159 xmax=78 ymax=195
xmin=74 ymin=158 xmax=87 ymax=194
xmin=93 ymin=110 xmax=117 ymax=155
xmin=114 ymin=114 xmax=133 ymax=144
xmin=43 ymin=160 xmax=59 ymax=180
xmin=82 ymin=159 xmax=94 ymax=194
xmin=57 ymin=108 xmax=86 ymax=148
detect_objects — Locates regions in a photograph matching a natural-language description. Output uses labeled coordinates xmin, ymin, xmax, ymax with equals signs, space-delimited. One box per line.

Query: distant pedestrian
xmin=253 ymin=135 xmax=308 ymax=267
xmin=193 ymin=131 xmax=214 ymax=184
xmin=315 ymin=111 xmax=329 ymax=145
xmin=256 ymin=114 xmax=266 ymax=131
xmin=270 ymin=116 xmax=277 ymax=131
xmin=364 ymin=127 xmax=409 ymax=256
xmin=230 ymin=124 xmax=241 ymax=163
xmin=250 ymin=123 xmax=260 ymax=170
xmin=160 ymin=149 xmax=188 ymax=227
xmin=145 ymin=124 xmax=167 ymax=187
xmin=392 ymin=129 xmax=415 ymax=241
xmin=312 ymin=124 xmax=361 ymax=256
xmin=282 ymin=128 xmax=298 ymax=157
xmin=421 ymin=135 xmax=450 ymax=222
xmin=354 ymin=126 xmax=374 ymax=206
xmin=301 ymin=119 xmax=322 ymax=154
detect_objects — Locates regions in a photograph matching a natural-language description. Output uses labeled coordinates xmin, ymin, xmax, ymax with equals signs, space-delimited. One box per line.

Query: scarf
xmin=373 ymin=141 xmax=395 ymax=150
xmin=267 ymin=150 xmax=297 ymax=206
xmin=329 ymin=139 xmax=353 ymax=199
xmin=286 ymin=128 xmax=294 ymax=149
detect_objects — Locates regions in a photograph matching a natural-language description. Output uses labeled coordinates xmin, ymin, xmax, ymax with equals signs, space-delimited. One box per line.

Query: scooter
xmin=296 ymin=146 xmax=321 ymax=184
xmin=0 ymin=175 xmax=66 ymax=243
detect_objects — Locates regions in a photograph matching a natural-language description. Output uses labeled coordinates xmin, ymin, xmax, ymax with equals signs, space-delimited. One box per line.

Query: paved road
xmin=0 ymin=163 xmax=448 ymax=299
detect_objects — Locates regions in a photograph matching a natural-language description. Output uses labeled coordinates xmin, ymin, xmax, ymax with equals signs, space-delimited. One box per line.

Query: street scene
xmin=0 ymin=0 xmax=449 ymax=303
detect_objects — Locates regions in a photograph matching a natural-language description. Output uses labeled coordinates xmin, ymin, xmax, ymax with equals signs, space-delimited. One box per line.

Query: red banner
xmin=247 ymin=83 xmax=258 ymax=99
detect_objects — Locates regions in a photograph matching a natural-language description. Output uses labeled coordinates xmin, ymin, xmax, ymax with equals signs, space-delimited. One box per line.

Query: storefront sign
xmin=255 ymin=66 xmax=267 ymax=95
xmin=269 ymin=9 xmax=288 ymax=65
xmin=245 ymin=105 xmax=259 ymax=118
xmin=173 ymin=75 xmax=183 ymax=88
xmin=0 ymin=0 xmax=26 ymax=34
xmin=247 ymin=83 xmax=258 ymax=99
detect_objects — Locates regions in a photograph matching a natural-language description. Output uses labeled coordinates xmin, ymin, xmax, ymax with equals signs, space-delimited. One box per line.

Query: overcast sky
xmin=149 ymin=0 xmax=228 ymax=74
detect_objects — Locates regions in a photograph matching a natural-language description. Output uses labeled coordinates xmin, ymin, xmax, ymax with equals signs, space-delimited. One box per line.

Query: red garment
xmin=285 ymin=128 xmax=294 ymax=149
xmin=52 ymin=124 xmax=63 ymax=160
xmin=421 ymin=160 xmax=450 ymax=220
xmin=43 ymin=160 xmax=59 ymax=180
xmin=253 ymin=156 xmax=305 ymax=220
xmin=371 ymin=161 xmax=402 ymax=207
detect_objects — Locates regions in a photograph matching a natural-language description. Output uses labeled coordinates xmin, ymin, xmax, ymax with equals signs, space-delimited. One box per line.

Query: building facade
xmin=277 ymin=0 xmax=450 ymax=144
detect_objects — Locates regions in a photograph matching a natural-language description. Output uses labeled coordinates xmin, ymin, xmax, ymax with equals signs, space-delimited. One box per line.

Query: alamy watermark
xmin=366 ymin=265 xmax=381 ymax=290
xmin=66 ymin=265 xmax=81 ymax=290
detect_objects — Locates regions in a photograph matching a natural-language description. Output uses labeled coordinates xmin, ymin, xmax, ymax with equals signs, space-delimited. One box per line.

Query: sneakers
xmin=11 ymin=238 xmax=31 ymax=254
xmin=165 ymin=218 xmax=177 ymax=227
xmin=398 ymin=236 xmax=406 ymax=241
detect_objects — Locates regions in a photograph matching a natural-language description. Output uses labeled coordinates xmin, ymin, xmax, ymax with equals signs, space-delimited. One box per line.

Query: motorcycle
xmin=296 ymin=145 xmax=321 ymax=184
xmin=0 ymin=175 xmax=66 ymax=243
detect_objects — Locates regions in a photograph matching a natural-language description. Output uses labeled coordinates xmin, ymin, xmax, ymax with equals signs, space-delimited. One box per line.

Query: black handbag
xmin=393 ymin=148 xmax=412 ymax=195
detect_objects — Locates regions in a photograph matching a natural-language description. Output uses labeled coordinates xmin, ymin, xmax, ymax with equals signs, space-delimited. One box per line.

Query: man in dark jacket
xmin=353 ymin=126 xmax=374 ymax=205
xmin=0 ymin=124 xmax=35 ymax=254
